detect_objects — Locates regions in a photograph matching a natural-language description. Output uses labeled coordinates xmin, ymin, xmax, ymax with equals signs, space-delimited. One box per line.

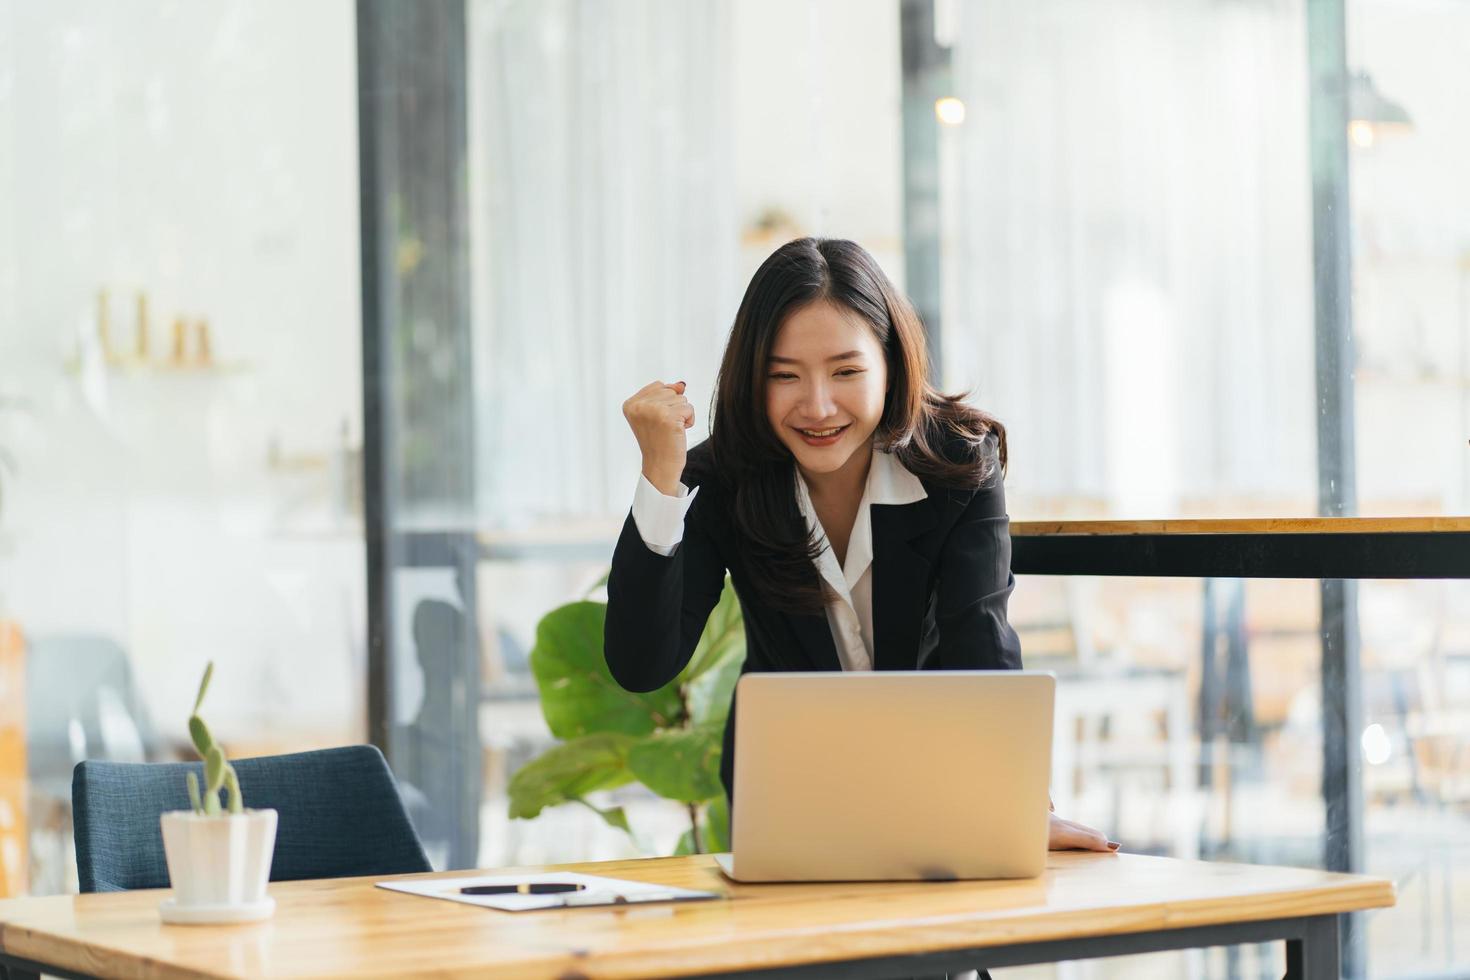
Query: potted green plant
xmin=158 ymin=663 xmax=278 ymax=924
xmin=508 ymin=577 xmax=745 ymax=854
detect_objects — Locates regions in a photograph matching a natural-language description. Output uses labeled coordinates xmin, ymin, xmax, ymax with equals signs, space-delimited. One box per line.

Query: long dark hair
xmin=705 ymin=237 xmax=1006 ymax=614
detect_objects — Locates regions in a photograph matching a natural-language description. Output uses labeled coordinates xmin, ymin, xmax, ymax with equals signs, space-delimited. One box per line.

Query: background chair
xmin=26 ymin=634 xmax=160 ymax=894
xmin=72 ymin=745 xmax=431 ymax=893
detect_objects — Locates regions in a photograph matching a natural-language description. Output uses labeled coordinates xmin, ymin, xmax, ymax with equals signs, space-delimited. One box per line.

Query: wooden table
xmin=0 ymin=852 xmax=1393 ymax=979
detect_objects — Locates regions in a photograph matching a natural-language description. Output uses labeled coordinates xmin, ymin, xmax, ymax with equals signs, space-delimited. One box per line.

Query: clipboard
xmin=376 ymin=871 xmax=722 ymax=912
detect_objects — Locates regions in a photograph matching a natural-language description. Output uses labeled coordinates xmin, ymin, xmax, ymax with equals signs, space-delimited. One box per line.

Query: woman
xmin=605 ymin=237 xmax=1114 ymax=854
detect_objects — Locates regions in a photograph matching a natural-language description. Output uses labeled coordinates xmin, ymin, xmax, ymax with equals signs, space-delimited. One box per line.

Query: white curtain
xmin=944 ymin=0 xmax=1317 ymax=517
xmin=468 ymin=0 xmax=738 ymax=526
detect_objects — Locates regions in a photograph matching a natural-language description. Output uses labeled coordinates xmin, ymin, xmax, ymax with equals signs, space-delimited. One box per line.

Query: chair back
xmin=73 ymin=745 xmax=432 ymax=892
xmin=28 ymin=635 xmax=157 ymax=798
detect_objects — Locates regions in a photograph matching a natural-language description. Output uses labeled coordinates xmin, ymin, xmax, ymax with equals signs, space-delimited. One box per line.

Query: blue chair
xmin=72 ymin=745 xmax=433 ymax=892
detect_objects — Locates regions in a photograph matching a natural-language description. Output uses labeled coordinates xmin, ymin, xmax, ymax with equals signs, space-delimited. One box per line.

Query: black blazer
xmin=604 ymin=439 xmax=1023 ymax=805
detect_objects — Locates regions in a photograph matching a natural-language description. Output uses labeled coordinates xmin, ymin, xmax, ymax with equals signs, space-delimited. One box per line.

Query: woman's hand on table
xmin=1047 ymin=810 xmax=1120 ymax=852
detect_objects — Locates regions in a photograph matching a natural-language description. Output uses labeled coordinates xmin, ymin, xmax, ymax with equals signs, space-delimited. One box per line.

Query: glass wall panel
xmin=453 ymin=2 xmax=1467 ymax=977
xmin=7 ymin=2 xmax=1459 ymax=977
xmin=0 ymin=0 xmax=363 ymax=895
xmin=943 ymin=0 xmax=1318 ymax=521
xmin=1010 ymin=575 xmax=1470 ymax=978
xmin=462 ymin=0 xmax=909 ymax=868
xmin=996 ymin=574 xmax=1470 ymax=978
xmin=1347 ymin=0 xmax=1470 ymax=517
xmin=942 ymin=0 xmax=1469 ymax=522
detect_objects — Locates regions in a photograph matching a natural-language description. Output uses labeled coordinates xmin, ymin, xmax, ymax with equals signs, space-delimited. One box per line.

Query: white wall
xmin=731 ymin=0 xmax=905 ymax=285
xmin=0 ymin=0 xmax=365 ymax=742
xmin=0 ymin=0 xmax=909 ymax=745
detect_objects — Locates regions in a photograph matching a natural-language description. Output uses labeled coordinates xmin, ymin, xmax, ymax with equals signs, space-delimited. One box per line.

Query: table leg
xmin=0 ymin=954 xmax=88 ymax=980
xmin=1284 ymin=915 xmax=1340 ymax=980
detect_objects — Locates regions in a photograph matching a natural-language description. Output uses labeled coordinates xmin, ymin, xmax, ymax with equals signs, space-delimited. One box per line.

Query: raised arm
xmin=604 ymin=381 xmax=727 ymax=692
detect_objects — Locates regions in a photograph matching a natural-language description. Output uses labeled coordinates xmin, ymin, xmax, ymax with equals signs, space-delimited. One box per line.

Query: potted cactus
xmin=158 ymin=662 xmax=278 ymax=923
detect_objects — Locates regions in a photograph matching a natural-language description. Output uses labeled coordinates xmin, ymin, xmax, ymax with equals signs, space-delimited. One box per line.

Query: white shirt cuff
xmin=631 ymin=474 xmax=699 ymax=556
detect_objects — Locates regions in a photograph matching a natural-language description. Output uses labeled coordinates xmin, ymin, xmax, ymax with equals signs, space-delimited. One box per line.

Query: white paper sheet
xmin=375 ymin=871 xmax=720 ymax=912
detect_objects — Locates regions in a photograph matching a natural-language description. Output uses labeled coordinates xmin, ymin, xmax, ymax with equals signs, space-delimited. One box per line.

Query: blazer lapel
xmin=871 ymin=497 xmax=938 ymax=671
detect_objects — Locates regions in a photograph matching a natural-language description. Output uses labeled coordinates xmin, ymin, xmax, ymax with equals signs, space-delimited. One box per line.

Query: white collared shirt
xmin=630 ymin=447 xmax=929 ymax=671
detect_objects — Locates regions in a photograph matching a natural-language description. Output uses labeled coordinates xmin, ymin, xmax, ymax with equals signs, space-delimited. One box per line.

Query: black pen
xmin=460 ymin=882 xmax=587 ymax=896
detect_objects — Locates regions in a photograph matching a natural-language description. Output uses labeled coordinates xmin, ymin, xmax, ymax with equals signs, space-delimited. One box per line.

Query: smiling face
xmin=764 ymin=300 xmax=889 ymax=481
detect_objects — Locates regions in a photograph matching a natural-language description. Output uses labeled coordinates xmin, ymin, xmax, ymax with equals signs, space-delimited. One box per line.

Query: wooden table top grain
xmin=0 ymin=853 xmax=1395 ymax=979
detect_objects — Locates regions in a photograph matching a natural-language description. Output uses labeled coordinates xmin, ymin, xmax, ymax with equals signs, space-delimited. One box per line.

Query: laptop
xmin=713 ymin=670 xmax=1054 ymax=882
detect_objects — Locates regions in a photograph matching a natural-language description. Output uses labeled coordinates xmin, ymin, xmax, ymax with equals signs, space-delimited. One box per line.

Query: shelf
xmin=63 ymin=358 xmax=251 ymax=377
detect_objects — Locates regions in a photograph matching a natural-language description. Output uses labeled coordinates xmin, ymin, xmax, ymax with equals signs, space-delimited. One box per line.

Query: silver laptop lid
xmin=729 ymin=670 xmax=1054 ymax=881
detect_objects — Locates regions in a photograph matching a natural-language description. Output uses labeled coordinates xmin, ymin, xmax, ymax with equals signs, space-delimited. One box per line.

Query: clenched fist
xmin=623 ymin=380 xmax=694 ymax=496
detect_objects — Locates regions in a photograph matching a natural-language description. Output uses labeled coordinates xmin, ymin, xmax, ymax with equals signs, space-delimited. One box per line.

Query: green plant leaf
xmin=223 ymin=764 xmax=244 ymax=814
xmin=679 ymin=578 xmax=745 ymax=684
xmin=188 ymin=715 xmax=213 ymax=759
xmin=185 ymin=771 xmax=202 ymax=814
xmin=511 ymin=578 xmax=744 ymax=856
xmin=575 ymin=800 xmax=631 ymax=835
xmin=192 ymin=661 xmax=214 ymax=716
xmin=529 ymin=601 xmax=682 ymax=739
xmin=673 ymin=795 xmax=729 ymax=855
xmin=704 ymin=793 xmax=731 ymax=853
xmin=686 ymin=649 xmax=743 ymax=727
xmin=627 ymin=726 xmax=724 ymax=804
xmin=204 ymin=746 xmax=226 ymax=796
xmin=507 ymin=733 xmax=638 ymax=821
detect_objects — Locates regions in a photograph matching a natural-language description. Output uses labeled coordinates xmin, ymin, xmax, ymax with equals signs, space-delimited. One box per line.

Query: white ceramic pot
xmin=158 ymin=809 xmax=278 ymax=924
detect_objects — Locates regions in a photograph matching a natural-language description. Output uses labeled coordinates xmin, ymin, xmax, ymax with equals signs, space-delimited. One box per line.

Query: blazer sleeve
xmin=604 ymin=480 xmax=728 ymax=693
xmin=933 ymin=476 xmax=1024 ymax=670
